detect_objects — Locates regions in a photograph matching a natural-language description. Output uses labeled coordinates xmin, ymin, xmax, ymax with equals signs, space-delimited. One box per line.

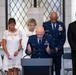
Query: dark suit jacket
xmin=26 ymin=34 xmax=56 ymax=58
xmin=67 ymin=21 xmax=76 ymax=52
xmin=43 ymin=20 xmax=66 ymax=56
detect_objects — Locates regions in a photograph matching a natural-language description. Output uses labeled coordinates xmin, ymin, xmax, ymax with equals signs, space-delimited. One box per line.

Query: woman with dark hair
xmin=2 ymin=18 xmax=22 ymax=75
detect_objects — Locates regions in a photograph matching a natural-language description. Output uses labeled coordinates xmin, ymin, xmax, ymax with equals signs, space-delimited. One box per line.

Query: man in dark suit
xmin=26 ymin=25 xmax=55 ymax=58
xmin=43 ymin=12 xmax=66 ymax=75
xmin=25 ymin=26 xmax=56 ymax=75
xmin=67 ymin=21 xmax=76 ymax=75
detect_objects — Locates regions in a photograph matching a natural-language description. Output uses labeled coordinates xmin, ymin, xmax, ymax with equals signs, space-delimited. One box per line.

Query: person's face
xmin=36 ymin=30 xmax=45 ymax=39
xmin=9 ymin=22 xmax=15 ymax=31
xmin=51 ymin=17 xmax=57 ymax=23
xmin=50 ymin=13 xmax=58 ymax=23
xmin=28 ymin=23 xmax=36 ymax=32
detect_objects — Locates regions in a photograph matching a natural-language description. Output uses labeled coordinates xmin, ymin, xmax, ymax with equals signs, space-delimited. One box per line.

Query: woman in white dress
xmin=22 ymin=18 xmax=37 ymax=57
xmin=2 ymin=18 xmax=22 ymax=75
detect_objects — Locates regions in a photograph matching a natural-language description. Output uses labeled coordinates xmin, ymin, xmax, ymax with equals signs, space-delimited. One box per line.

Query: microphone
xmin=23 ymin=48 xmax=36 ymax=58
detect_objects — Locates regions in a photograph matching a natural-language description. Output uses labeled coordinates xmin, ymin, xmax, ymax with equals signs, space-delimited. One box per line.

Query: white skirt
xmin=3 ymin=50 xmax=23 ymax=71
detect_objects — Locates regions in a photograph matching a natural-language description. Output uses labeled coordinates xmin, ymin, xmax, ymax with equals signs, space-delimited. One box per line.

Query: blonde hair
xmin=27 ymin=18 xmax=37 ymax=26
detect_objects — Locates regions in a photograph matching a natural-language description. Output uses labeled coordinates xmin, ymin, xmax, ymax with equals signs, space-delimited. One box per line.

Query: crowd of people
xmin=0 ymin=11 xmax=75 ymax=75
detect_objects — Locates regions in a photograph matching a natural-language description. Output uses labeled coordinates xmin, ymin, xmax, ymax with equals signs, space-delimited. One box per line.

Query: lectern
xmin=21 ymin=58 xmax=52 ymax=75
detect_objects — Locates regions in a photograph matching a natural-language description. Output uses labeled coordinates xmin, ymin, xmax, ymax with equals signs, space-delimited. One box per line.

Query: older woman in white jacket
xmin=22 ymin=18 xmax=37 ymax=57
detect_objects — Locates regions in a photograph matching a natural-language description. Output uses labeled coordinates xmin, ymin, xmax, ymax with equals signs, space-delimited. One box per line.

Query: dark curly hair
xmin=8 ymin=18 xmax=16 ymax=24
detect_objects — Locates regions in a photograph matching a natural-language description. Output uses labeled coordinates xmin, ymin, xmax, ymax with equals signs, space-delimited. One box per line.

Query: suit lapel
xmin=42 ymin=35 xmax=45 ymax=44
xmin=50 ymin=21 xmax=57 ymax=34
xmin=55 ymin=23 xmax=59 ymax=31
xmin=34 ymin=35 xmax=38 ymax=44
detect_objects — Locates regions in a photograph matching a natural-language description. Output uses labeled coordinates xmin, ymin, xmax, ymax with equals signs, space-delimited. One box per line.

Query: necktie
xmin=53 ymin=23 xmax=55 ymax=30
xmin=39 ymin=39 xmax=42 ymax=44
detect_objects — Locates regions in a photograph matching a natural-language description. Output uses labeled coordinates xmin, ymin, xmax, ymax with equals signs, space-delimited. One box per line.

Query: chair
xmin=63 ymin=53 xmax=72 ymax=75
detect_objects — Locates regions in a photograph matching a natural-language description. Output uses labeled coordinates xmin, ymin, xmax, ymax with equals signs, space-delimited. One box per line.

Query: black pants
xmin=72 ymin=52 xmax=76 ymax=75
xmin=51 ymin=55 xmax=62 ymax=75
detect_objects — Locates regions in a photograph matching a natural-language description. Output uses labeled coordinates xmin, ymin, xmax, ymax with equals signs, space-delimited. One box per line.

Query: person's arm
xmin=14 ymin=30 xmax=22 ymax=56
xmin=14 ymin=39 xmax=22 ymax=56
xmin=26 ymin=44 xmax=32 ymax=55
xmin=25 ymin=37 xmax=32 ymax=55
xmin=18 ymin=39 xmax=22 ymax=51
xmin=14 ymin=31 xmax=22 ymax=56
xmin=22 ymin=33 xmax=28 ymax=50
xmin=43 ymin=22 xmax=48 ymax=34
xmin=46 ymin=35 xmax=56 ymax=55
xmin=56 ymin=23 xmax=66 ymax=51
xmin=2 ymin=31 xmax=11 ymax=59
xmin=0 ymin=34 xmax=2 ymax=47
xmin=49 ymin=36 xmax=56 ymax=55
xmin=67 ymin=24 xmax=76 ymax=50
xmin=0 ymin=41 xmax=1 ymax=46
xmin=2 ymin=39 xmax=10 ymax=59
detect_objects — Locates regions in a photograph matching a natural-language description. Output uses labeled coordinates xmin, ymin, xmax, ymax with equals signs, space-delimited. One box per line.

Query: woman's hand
xmin=14 ymin=50 xmax=19 ymax=56
xmin=7 ymin=54 xmax=11 ymax=60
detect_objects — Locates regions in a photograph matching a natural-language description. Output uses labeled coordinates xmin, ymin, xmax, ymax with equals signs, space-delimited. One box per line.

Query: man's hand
xmin=55 ymin=47 xmax=58 ymax=53
xmin=27 ymin=44 xmax=32 ymax=52
xmin=46 ymin=45 xmax=50 ymax=53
